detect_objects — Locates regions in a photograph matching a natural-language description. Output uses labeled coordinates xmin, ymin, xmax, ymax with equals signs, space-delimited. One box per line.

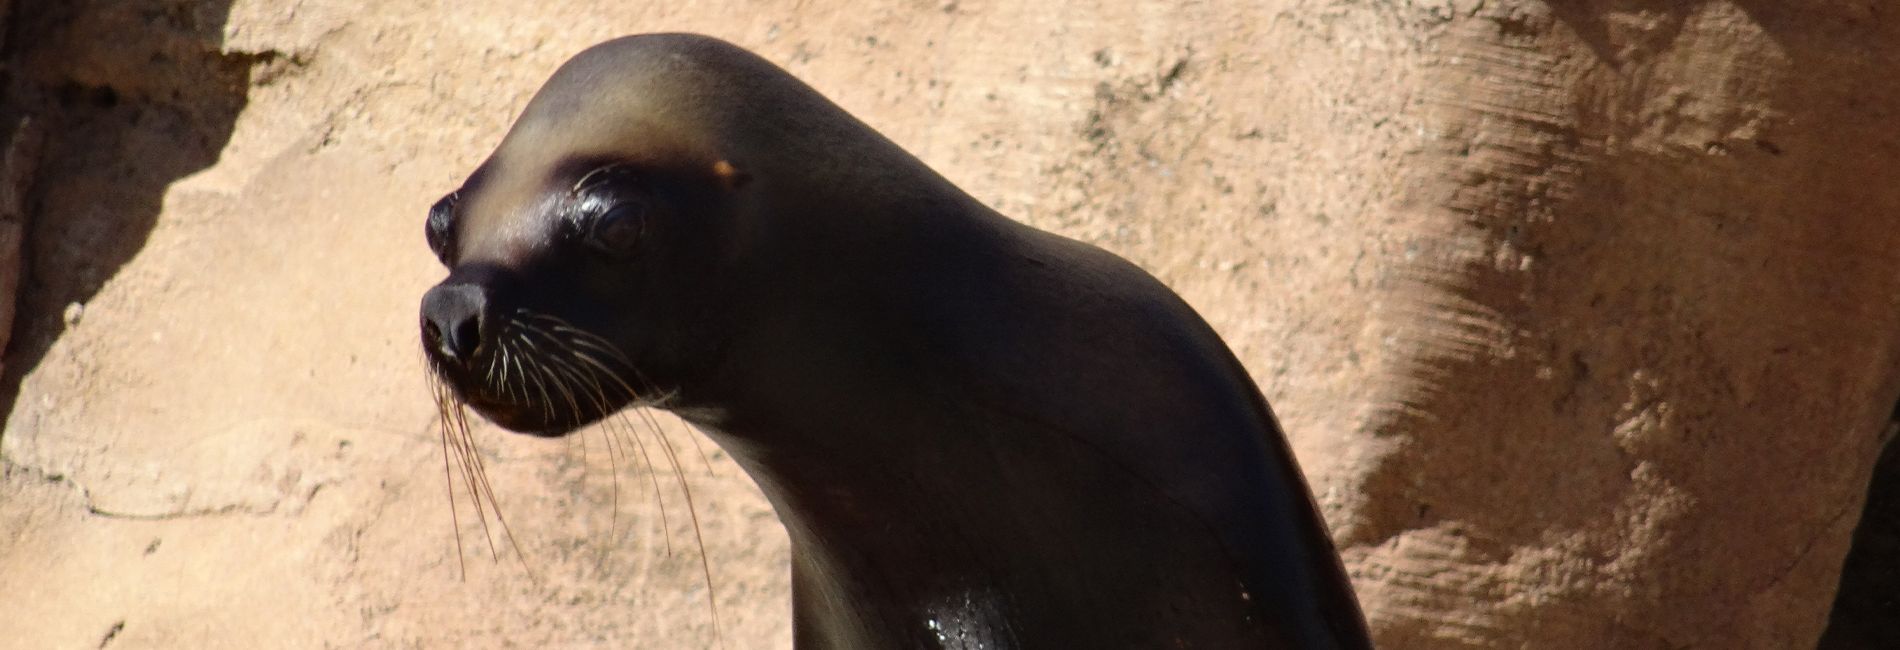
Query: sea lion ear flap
xmin=712 ymin=159 xmax=751 ymax=190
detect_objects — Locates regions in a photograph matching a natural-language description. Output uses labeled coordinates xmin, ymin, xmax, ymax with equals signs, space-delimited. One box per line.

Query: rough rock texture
xmin=1337 ymin=2 xmax=1900 ymax=648
xmin=0 ymin=1 xmax=1895 ymax=648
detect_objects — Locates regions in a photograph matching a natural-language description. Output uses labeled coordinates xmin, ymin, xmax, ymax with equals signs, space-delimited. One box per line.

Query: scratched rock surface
xmin=0 ymin=1 xmax=1896 ymax=648
xmin=1340 ymin=4 xmax=1900 ymax=648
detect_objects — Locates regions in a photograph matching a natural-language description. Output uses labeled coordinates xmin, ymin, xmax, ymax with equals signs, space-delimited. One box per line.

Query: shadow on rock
xmin=0 ymin=0 xmax=261 ymax=428
xmin=1822 ymin=411 xmax=1900 ymax=648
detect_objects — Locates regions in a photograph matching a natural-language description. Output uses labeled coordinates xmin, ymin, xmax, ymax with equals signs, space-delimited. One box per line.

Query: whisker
xmin=517 ymin=316 xmax=678 ymax=555
xmin=536 ymin=317 xmax=721 ymax=641
xmin=454 ymin=396 xmax=537 ymax=582
xmin=621 ymin=408 xmax=724 ymax=647
xmin=438 ymin=309 xmax=716 ymax=640
xmin=497 ymin=344 xmax=523 ymax=405
xmin=427 ymin=367 xmax=469 ymax=581
xmin=451 ymin=400 xmax=499 ymax=561
xmin=484 ymin=347 xmax=503 ymax=397
xmin=534 ymin=347 xmax=587 ymax=428
xmin=611 ymin=402 xmax=675 ymax=555
xmin=510 ymin=338 xmax=561 ymax=430
xmin=518 ymin=319 xmax=631 ymax=541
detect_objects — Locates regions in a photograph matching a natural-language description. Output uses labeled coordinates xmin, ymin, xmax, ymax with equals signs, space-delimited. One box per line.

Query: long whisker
xmin=484 ymin=345 xmax=504 ymax=400
xmin=425 ymin=355 xmax=497 ymax=566
xmin=454 ymin=359 xmax=538 ymax=582
xmin=610 ymin=359 xmax=710 ymax=476
xmin=523 ymin=312 xmax=720 ymax=641
xmin=621 ymin=408 xmax=724 ymax=647
xmin=426 ymin=364 xmax=469 ymax=581
xmin=453 ymin=400 xmax=499 ymax=560
xmin=433 ymin=309 xmax=718 ymax=642
xmin=517 ymin=317 xmax=677 ymax=554
xmin=497 ymin=342 xmax=523 ymax=405
xmin=511 ymin=337 xmax=561 ymax=431
xmin=516 ymin=317 xmax=630 ymax=540
xmin=530 ymin=342 xmax=587 ymax=428
xmin=510 ymin=331 xmax=616 ymax=545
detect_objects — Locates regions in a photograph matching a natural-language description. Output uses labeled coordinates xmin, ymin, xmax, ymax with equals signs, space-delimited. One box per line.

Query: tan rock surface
xmin=1341 ymin=3 xmax=1900 ymax=648
xmin=1 ymin=1 xmax=1895 ymax=648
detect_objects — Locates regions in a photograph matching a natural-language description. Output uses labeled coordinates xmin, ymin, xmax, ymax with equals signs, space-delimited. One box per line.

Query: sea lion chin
xmin=420 ymin=33 xmax=1373 ymax=649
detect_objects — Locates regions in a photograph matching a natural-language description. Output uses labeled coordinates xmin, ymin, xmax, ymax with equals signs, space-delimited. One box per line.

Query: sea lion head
xmin=418 ymin=34 xmax=787 ymax=435
xmin=421 ymin=33 xmax=956 ymax=435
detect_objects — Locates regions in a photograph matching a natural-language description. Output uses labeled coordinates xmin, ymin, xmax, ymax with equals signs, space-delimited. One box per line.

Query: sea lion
xmin=419 ymin=33 xmax=1373 ymax=649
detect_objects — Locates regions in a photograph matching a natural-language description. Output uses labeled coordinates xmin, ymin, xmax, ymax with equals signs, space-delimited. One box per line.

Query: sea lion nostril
xmin=450 ymin=314 xmax=482 ymax=357
xmin=420 ymin=283 xmax=487 ymax=362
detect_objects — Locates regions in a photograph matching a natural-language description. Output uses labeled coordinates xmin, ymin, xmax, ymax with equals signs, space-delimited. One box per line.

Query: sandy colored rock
xmin=1340 ymin=3 xmax=1900 ymax=647
xmin=0 ymin=1 xmax=1895 ymax=648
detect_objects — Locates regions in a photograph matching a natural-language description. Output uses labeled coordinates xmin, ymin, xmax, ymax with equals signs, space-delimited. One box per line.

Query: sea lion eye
xmin=586 ymin=201 xmax=646 ymax=253
xmin=426 ymin=192 xmax=458 ymax=264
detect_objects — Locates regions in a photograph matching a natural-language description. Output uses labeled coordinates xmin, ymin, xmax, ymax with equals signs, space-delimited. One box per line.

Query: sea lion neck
xmin=670 ymin=193 xmax=1013 ymax=434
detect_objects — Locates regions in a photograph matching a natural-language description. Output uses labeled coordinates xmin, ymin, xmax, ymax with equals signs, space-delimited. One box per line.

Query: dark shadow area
xmin=1821 ymin=413 xmax=1900 ymax=649
xmin=0 ymin=0 xmax=252 ymax=435
xmin=1726 ymin=3 xmax=1900 ymax=646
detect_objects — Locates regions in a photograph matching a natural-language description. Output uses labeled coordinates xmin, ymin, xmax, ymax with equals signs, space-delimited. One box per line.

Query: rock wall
xmin=0 ymin=1 xmax=1894 ymax=648
xmin=1340 ymin=2 xmax=1900 ymax=647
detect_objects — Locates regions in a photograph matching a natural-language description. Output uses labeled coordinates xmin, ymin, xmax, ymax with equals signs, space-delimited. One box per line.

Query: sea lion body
xmin=420 ymin=34 xmax=1372 ymax=649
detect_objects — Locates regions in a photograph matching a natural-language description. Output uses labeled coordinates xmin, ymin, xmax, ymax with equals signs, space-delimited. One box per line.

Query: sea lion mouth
xmin=423 ymin=308 xmax=659 ymax=436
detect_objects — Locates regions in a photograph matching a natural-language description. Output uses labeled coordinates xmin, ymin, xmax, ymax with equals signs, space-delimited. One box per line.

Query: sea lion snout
xmin=420 ymin=282 xmax=487 ymax=365
xmin=420 ymin=257 xmax=651 ymax=436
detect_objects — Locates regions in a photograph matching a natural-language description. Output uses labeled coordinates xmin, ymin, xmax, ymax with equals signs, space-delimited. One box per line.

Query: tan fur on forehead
xmin=452 ymin=33 xmax=971 ymax=264
xmin=500 ymin=34 xmax=790 ymax=172
xmin=518 ymin=34 xmax=945 ymax=186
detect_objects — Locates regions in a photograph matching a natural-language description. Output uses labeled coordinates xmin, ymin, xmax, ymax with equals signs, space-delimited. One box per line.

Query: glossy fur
xmin=420 ymin=33 xmax=1373 ymax=649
